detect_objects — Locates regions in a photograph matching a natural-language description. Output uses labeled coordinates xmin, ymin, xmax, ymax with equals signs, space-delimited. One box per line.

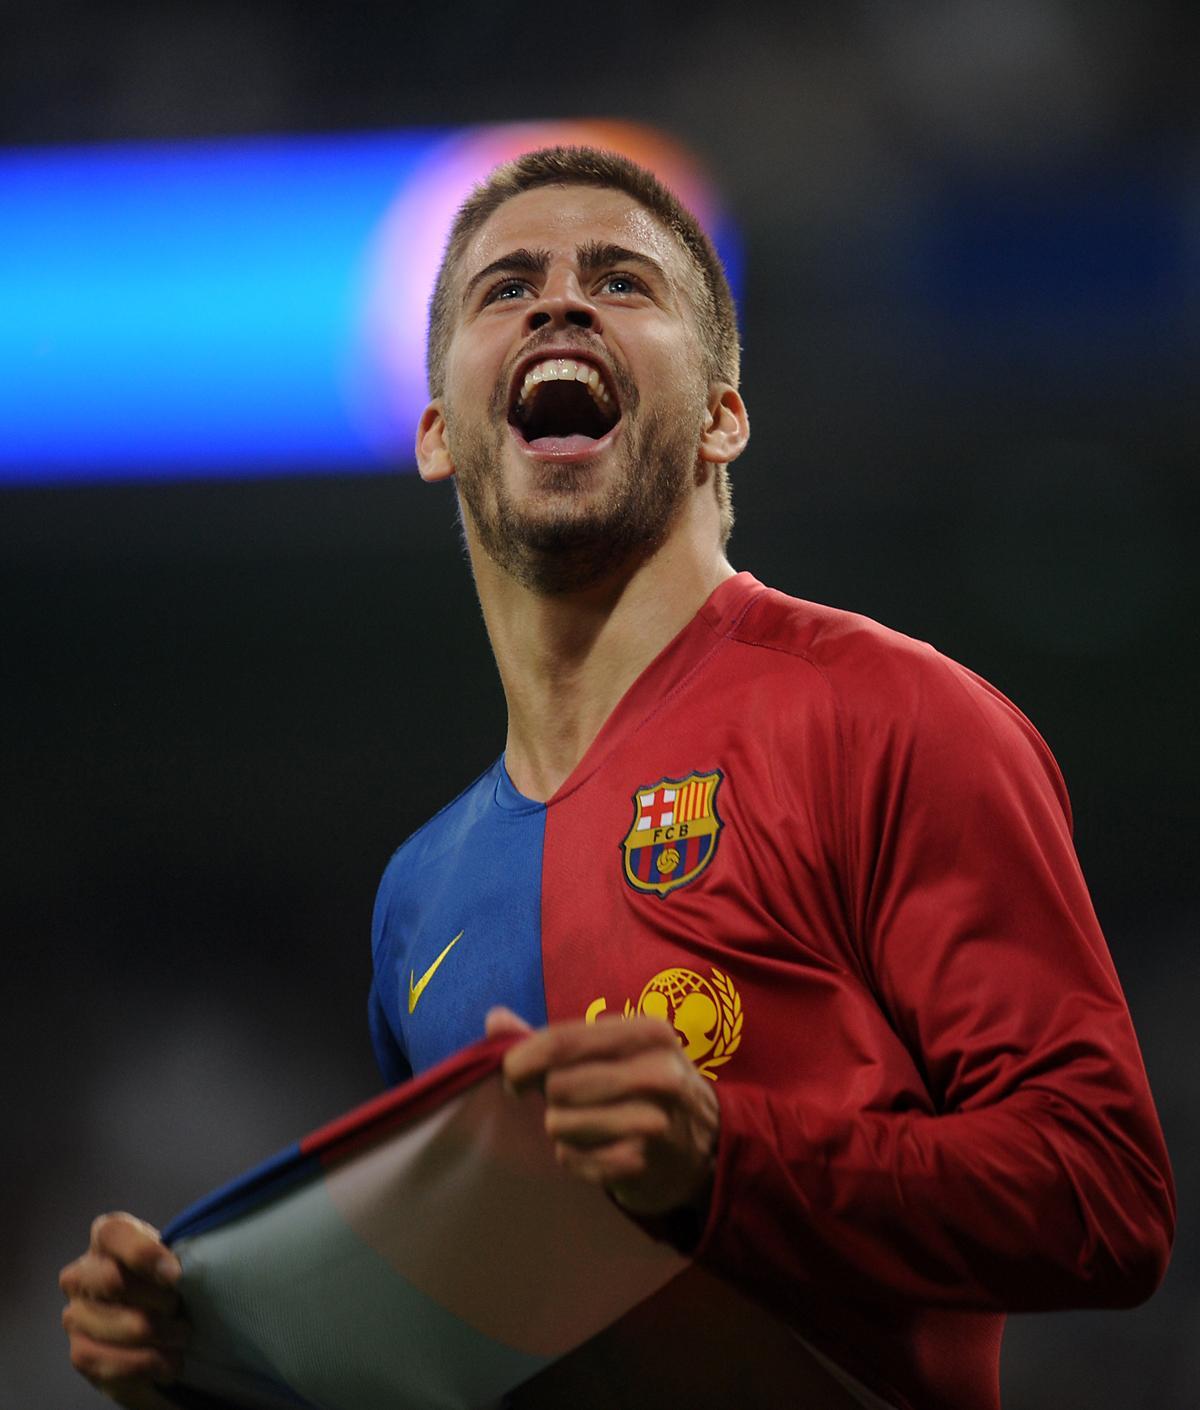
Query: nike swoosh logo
xmin=408 ymin=930 xmax=463 ymax=1014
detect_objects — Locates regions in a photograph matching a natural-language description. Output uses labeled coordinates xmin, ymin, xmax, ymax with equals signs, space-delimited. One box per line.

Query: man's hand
xmin=485 ymin=1006 xmax=719 ymax=1220
xmin=59 ymin=1212 xmax=189 ymax=1409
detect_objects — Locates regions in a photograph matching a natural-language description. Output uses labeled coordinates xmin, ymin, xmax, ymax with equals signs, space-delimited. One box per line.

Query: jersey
xmin=368 ymin=572 xmax=1174 ymax=1410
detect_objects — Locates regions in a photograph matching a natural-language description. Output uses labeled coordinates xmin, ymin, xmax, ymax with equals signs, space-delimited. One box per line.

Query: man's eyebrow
xmin=462 ymin=248 xmax=550 ymax=306
xmin=576 ymin=241 xmax=667 ymax=282
xmin=462 ymin=241 xmax=671 ymax=307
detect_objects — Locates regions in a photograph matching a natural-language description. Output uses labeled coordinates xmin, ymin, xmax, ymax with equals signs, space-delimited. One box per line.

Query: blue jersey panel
xmin=371 ymin=759 xmax=548 ymax=1077
xmin=367 ymin=976 xmax=411 ymax=1086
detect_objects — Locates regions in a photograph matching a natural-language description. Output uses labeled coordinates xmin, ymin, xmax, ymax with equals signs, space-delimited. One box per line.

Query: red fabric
xmin=539 ymin=573 xmax=1174 ymax=1410
xmin=300 ymin=1035 xmax=516 ymax=1163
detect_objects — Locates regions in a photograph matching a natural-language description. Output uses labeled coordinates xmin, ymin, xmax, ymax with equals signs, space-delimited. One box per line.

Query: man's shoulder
xmin=729 ymin=580 xmax=944 ymax=692
xmin=727 ymin=579 xmax=1065 ymax=811
xmin=376 ymin=759 xmax=504 ymax=891
xmin=728 ymin=578 xmax=1029 ymax=737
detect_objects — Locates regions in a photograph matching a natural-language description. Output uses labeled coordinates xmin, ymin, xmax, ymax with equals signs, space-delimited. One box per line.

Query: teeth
xmin=516 ymin=357 xmax=613 ymax=412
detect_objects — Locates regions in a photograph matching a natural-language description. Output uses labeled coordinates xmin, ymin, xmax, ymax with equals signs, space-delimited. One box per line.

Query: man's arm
xmin=499 ymin=652 xmax=1175 ymax=1315
xmin=736 ymin=649 xmax=1177 ymax=1311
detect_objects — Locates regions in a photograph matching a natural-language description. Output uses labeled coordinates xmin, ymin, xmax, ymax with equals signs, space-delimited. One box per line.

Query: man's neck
xmin=471 ymin=518 xmax=734 ymax=804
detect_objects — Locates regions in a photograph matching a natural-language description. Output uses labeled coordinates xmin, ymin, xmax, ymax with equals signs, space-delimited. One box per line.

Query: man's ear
xmin=415 ymin=402 xmax=455 ymax=482
xmin=699 ymin=385 xmax=750 ymax=466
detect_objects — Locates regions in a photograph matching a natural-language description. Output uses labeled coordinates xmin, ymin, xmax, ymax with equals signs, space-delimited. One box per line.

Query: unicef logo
xmin=586 ymin=965 xmax=743 ymax=1079
xmin=637 ymin=968 xmax=721 ymax=1061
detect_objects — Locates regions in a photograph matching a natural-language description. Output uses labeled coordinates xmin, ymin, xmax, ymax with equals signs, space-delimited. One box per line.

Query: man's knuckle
xmin=93 ymin=1210 xmax=128 ymax=1240
xmin=646 ymin=1107 xmax=671 ymax=1136
xmin=69 ymin=1339 xmax=99 ymax=1376
xmin=642 ymin=1076 xmax=675 ymax=1107
xmin=91 ymin=1261 xmax=121 ymax=1299
xmin=127 ymin=1346 xmax=161 ymax=1378
xmin=545 ymin=1030 xmax=570 ymax=1065
xmin=94 ymin=1354 xmax=120 ymax=1383
xmin=75 ymin=1253 xmax=119 ymax=1299
xmin=121 ymin=1307 xmax=154 ymax=1343
xmin=544 ymin=1069 xmax=572 ymax=1101
xmin=612 ymin=1142 xmax=646 ymax=1176
xmin=657 ymin=1062 xmax=687 ymax=1096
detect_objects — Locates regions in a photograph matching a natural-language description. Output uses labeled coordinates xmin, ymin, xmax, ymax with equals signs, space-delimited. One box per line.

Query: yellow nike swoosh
xmin=408 ymin=930 xmax=463 ymax=1014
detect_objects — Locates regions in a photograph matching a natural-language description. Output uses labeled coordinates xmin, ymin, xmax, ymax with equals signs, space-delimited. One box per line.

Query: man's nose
xmin=525 ymin=270 xmax=600 ymax=335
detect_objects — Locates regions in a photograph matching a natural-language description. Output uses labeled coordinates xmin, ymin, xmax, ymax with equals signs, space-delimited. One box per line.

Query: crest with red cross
xmin=620 ymin=769 xmax=724 ymax=898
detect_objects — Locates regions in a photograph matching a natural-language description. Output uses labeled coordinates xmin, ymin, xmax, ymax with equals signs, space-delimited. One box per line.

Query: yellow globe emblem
xmin=635 ymin=967 xmax=743 ymax=1077
xmin=584 ymin=962 xmax=744 ymax=1080
xmin=656 ymin=846 xmax=681 ymax=876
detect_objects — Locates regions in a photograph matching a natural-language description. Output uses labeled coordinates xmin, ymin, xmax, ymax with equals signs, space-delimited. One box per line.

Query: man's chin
xmin=475 ymin=503 xmax=659 ymax=597
xmin=454 ymin=412 xmax=691 ymax=594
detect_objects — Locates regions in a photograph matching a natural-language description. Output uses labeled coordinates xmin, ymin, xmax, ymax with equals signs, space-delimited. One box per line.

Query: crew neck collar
xmin=494 ymin=754 xmax=543 ymax=812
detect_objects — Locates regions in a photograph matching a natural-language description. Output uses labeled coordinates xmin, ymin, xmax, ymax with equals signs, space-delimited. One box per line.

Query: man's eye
xmin=487 ymin=279 xmax=530 ymax=303
xmin=602 ymin=273 xmax=642 ymax=295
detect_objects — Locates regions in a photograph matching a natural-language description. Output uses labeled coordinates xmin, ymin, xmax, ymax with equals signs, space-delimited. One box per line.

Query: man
xmin=62 ymin=147 xmax=1174 ymax=1410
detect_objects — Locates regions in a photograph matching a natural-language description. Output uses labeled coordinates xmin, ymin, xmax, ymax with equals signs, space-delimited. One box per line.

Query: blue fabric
xmin=164 ymin=1142 xmax=311 ymax=1244
xmin=370 ymin=757 xmax=548 ymax=1077
xmin=367 ymin=977 xmax=410 ymax=1086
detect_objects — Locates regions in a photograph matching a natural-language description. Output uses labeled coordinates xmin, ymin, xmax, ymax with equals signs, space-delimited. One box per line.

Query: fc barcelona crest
xmin=621 ymin=769 xmax=724 ymax=897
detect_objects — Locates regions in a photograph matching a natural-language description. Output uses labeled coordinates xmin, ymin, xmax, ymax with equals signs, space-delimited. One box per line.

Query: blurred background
xmin=2 ymin=1 xmax=1196 ymax=1405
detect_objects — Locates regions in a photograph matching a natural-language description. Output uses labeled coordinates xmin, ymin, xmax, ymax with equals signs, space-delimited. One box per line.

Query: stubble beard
xmin=448 ymin=389 xmax=705 ymax=596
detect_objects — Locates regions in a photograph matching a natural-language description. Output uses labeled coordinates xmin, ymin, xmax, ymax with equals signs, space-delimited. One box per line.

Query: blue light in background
xmin=0 ymin=134 xmax=430 ymax=483
xmin=0 ymin=126 xmax=742 ymax=487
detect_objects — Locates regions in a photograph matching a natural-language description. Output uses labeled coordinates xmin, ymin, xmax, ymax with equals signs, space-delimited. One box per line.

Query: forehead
xmin=462 ymin=184 xmax=690 ymax=287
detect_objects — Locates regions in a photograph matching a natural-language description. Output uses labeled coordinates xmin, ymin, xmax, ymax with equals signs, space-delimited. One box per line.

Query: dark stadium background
xmin=2 ymin=3 xmax=1196 ymax=1405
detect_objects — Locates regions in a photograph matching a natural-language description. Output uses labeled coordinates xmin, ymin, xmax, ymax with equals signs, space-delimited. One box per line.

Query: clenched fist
xmin=60 ymin=1212 xmax=189 ymax=1408
xmin=486 ymin=1006 xmax=720 ymax=1222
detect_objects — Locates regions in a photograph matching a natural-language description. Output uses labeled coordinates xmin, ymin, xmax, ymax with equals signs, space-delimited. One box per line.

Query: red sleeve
xmin=695 ymin=645 xmax=1175 ymax=1313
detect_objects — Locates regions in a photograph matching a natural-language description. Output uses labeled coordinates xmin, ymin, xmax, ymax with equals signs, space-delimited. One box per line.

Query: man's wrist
xmin=610 ymin=1166 xmax=714 ymax=1253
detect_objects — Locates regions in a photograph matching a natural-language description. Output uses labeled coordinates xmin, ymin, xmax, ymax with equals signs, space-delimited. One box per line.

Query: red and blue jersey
xmin=368 ymin=572 xmax=1174 ymax=1410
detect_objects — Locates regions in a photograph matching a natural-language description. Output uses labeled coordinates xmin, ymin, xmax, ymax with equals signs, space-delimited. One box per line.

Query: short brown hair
xmin=426 ymin=145 xmax=741 ymax=400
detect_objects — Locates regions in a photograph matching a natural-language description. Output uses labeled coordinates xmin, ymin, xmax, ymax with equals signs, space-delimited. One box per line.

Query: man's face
xmin=435 ymin=185 xmax=711 ymax=593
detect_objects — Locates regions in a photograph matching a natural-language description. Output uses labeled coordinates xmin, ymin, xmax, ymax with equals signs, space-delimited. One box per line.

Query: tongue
xmin=527 ymin=433 xmax=600 ymax=454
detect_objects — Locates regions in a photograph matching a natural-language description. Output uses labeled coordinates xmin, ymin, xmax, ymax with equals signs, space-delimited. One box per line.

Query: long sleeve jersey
xmin=368 ymin=572 xmax=1174 ymax=1410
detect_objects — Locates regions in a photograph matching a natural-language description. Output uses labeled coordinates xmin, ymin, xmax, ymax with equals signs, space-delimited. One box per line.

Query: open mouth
xmin=508 ymin=356 xmax=621 ymax=455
